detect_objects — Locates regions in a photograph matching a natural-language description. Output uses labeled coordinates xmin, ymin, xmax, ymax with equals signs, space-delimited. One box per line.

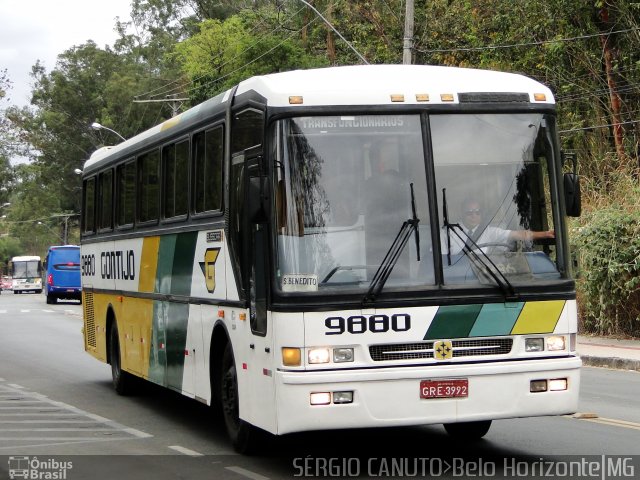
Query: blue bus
xmin=44 ymin=245 xmax=82 ymax=304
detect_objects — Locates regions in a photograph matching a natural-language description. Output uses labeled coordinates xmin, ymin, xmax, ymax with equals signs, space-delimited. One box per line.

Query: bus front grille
xmin=369 ymin=338 xmax=513 ymax=361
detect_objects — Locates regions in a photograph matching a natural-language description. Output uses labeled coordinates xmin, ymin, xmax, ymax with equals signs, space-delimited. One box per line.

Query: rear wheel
xmin=443 ymin=420 xmax=492 ymax=440
xmin=46 ymin=293 xmax=57 ymax=304
xmin=220 ymin=343 xmax=261 ymax=453
xmin=109 ymin=321 xmax=137 ymax=395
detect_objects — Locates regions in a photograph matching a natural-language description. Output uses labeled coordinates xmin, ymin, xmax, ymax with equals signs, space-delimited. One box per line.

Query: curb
xmin=580 ymin=355 xmax=640 ymax=372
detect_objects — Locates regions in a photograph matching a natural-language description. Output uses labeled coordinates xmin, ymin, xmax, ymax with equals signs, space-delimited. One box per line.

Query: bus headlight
xmin=546 ymin=336 xmax=566 ymax=351
xmin=525 ymin=337 xmax=544 ymax=352
xmin=333 ymin=348 xmax=354 ymax=363
xmin=308 ymin=348 xmax=331 ymax=364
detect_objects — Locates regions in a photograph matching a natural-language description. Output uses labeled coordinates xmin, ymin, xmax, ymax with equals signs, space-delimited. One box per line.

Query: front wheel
xmin=220 ymin=343 xmax=261 ymax=453
xmin=109 ymin=321 xmax=137 ymax=395
xmin=443 ymin=420 xmax=492 ymax=440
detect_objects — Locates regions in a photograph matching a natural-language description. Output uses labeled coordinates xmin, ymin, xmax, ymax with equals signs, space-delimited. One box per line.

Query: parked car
xmin=44 ymin=245 xmax=81 ymax=304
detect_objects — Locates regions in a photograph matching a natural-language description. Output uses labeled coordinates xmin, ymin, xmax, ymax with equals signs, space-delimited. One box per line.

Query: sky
xmin=0 ymin=0 xmax=133 ymax=108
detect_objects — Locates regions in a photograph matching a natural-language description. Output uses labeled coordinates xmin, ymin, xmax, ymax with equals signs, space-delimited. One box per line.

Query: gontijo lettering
xmin=100 ymin=250 xmax=135 ymax=280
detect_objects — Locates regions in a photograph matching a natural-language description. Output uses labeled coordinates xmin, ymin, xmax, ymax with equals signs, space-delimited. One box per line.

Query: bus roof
xmin=83 ymin=65 xmax=554 ymax=173
xmin=11 ymin=256 xmax=41 ymax=262
xmin=235 ymin=64 xmax=554 ymax=107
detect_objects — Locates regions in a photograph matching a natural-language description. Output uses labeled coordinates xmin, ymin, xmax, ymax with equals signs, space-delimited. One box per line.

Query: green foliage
xmin=573 ymin=192 xmax=640 ymax=337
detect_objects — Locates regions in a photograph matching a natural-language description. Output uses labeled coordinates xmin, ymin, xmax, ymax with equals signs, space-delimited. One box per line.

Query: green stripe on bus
xmin=157 ymin=234 xmax=177 ymax=294
xmin=424 ymin=304 xmax=482 ymax=340
xmin=148 ymin=300 xmax=167 ymax=386
xmin=165 ymin=302 xmax=189 ymax=391
xmin=469 ymin=302 xmax=525 ymax=337
xmin=171 ymin=232 xmax=198 ymax=296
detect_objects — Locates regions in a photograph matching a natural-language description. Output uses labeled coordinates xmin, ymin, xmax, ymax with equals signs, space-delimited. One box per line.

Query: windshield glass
xmin=273 ymin=113 xmax=566 ymax=296
xmin=13 ymin=261 xmax=40 ymax=278
xmin=274 ymin=115 xmax=434 ymax=294
xmin=432 ymin=113 xmax=564 ymax=285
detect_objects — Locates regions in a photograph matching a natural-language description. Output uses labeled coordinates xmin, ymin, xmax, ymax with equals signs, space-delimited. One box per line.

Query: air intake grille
xmin=369 ymin=338 xmax=513 ymax=361
xmin=458 ymin=92 xmax=529 ymax=103
xmin=83 ymin=291 xmax=96 ymax=348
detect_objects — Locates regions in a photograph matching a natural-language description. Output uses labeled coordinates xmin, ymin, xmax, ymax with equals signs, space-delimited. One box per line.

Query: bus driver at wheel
xmin=445 ymin=197 xmax=555 ymax=255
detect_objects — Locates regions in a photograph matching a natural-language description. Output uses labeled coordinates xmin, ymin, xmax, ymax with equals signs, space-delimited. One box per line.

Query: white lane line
xmin=43 ymin=309 xmax=54 ymax=313
xmin=168 ymin=445 xmax=204 ymax=456
xmin=225 ymin=466 xmax=270 ymax=480
xmin=7 ymin=384 xmax=25 ymax=389
xmin=20 ymin=310 xmax=31 ymax=313
xmin=123 ymin=428 xmax=153 ymax=438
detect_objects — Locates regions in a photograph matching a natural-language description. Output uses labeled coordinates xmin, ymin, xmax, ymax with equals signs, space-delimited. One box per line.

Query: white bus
xmin=80 ymin=65 xmax=582 ymax=452
xmin=11 ymin=256 xmax=43 ymax=294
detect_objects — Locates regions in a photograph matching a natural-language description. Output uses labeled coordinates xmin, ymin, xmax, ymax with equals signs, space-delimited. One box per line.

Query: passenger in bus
xmin=444 ymin=197 xmax=555 ymax=255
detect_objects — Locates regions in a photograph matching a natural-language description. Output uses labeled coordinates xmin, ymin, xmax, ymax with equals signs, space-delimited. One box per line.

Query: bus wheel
xmin=220 ymin=343 xmax=259 ymax=454
xmin=46 ymin=294 xmax=57 ymax=304
xmin=109 ymin=322 xmax=136 ymax=395
xmin=443 ymin=420 xmax=492 ymax=440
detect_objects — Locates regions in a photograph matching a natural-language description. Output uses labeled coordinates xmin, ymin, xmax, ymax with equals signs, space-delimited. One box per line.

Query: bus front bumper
xmin=273 ymin=356 xmax=581 ymax=435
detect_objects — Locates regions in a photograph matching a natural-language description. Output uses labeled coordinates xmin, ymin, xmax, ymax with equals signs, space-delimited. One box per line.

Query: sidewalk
xmin=577 ymin=335 xmax=640 ymax=371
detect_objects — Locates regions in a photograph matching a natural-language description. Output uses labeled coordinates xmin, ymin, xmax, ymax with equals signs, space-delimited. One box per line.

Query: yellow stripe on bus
xmin=511 ymin=300 xmax=565 ymax=334
xmin=139 ymin=236 xmax=160 ymax=293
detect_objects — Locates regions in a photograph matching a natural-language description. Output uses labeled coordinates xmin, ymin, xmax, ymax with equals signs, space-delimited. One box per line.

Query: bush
xmin=572 ymin=207 xmax=640 ymax=337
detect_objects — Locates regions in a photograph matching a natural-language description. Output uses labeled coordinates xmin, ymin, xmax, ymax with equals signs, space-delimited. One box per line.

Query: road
xmin=0 ymin=293 xmax=639 ymax=479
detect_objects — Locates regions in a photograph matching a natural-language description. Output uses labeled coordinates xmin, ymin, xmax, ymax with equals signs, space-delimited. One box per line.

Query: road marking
xmin=20 ymin=310 xmax=31 ymax=313
xmin=225 ymin=466 xmax=270 ymax=480
xmin=0 ymin=380 xmax=152 ymax=450
xmin=569 ymin=413 xmax=640 ymax=431
xmin=168 ymin=445 xmax=204 ymax=456
xmin=43 ymin=309 xmax=54 ymax=313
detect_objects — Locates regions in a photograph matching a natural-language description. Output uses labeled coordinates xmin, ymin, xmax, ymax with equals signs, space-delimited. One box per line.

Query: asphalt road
xmin=0 ymin=292 xmax=639 ymax=479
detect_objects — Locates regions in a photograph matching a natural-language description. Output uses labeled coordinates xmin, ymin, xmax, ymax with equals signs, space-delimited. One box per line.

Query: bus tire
xmin=220 ymin=343 xmax=260 ymax=454
xmin=443 ymin=420 xmax=492 ymax=440
xmin=109 ymin=321 xmax=136 ymax=395
xmin=46 ymin=294 xmax=57 ymax=304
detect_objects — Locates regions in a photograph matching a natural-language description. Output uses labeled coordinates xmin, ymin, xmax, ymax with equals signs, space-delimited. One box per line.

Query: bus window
xmin=98 ymin=169 xmax=113 ymax=231
xmin=116 ymin=160 xmax=135 ymax=227
xmin=163 ymin=139 xmax=189 ymax=219
xmin=82 ymin=177 xmax=96 ymax=234
xmin=193 ymin=126 xmax=223 ymax=213
xmin=138 ymin=149 xmax=160 ymax=223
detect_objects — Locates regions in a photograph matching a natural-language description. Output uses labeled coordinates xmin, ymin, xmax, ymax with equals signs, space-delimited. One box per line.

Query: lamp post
xmin=91 ymin=122 xmax=126 ymax=142
xmin=37 ymin=221 xmax=65 ymax=244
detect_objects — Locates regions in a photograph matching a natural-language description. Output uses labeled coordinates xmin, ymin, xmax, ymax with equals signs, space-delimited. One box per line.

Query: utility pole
xmin=403 ymin=0 xmax=415 ymax=65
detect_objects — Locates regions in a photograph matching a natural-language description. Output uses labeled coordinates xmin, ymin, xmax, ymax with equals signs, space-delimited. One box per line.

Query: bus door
xmin=230 ymin=125 xmax=276 ymax=431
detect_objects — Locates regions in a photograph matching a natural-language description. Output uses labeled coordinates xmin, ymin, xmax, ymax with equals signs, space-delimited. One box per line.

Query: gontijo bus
xmin=80 ymin=65 xmax=582 ymax=452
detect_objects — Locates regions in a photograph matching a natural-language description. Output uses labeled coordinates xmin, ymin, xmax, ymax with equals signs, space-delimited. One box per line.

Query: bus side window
xmin=162 ymin=139 xmax=189 ymax=219
xmin=193 ymin=126 xmax=224 ymax=214
xmin=116 ymin=160 xmax=135 ymax=227
xmin=82 ymin=177 xmax=96 ymax=234
xmin=138 ymin=149 xmax=160 ymax=224
xmin=98 ymin=169 xmax=114 ymax=232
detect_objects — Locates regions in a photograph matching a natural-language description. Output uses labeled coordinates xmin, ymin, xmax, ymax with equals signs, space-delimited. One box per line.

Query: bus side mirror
xmin=562 ymin=151 xmax=581 ymax=217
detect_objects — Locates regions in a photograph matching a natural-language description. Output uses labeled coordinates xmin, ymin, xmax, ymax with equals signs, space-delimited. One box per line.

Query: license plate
xmin=67 ymin=289 xmax=75 ymax=292
xmin=420 ymin=379 xmax=468 ymax=399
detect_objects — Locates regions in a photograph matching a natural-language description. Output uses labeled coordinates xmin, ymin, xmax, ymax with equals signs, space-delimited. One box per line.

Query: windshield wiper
xmin=441 ymin=188 xmax=516 ymax=300
xmin=363 ymin=183 xmax=420 ymax=304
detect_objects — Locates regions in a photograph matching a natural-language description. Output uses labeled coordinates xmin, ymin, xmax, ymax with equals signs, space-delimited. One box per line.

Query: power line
xmin=559 ymin=119 xmax=640 ymax=134
xmin=135 ymin=3 xmax=310 ymax=101
xmin=416 ymin=27 xmax=640 ymax=54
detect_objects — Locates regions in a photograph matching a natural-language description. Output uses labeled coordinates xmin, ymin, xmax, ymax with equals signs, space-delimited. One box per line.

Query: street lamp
xmin=37 ymin=221 xmax=65 ymax=244
xmin=91 ymin=122 xmax=126 ymax=142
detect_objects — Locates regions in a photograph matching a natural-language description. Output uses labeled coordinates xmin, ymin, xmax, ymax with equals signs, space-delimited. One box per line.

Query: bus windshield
xmin=12 ymin=260 xmax=40 ymax=279
xmin=274 ymin=113 xmax=566 ymax=296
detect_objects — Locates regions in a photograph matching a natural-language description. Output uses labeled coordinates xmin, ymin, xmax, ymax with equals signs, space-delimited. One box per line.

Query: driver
xmin=444 ymin=198 xmax=555 ymax=254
